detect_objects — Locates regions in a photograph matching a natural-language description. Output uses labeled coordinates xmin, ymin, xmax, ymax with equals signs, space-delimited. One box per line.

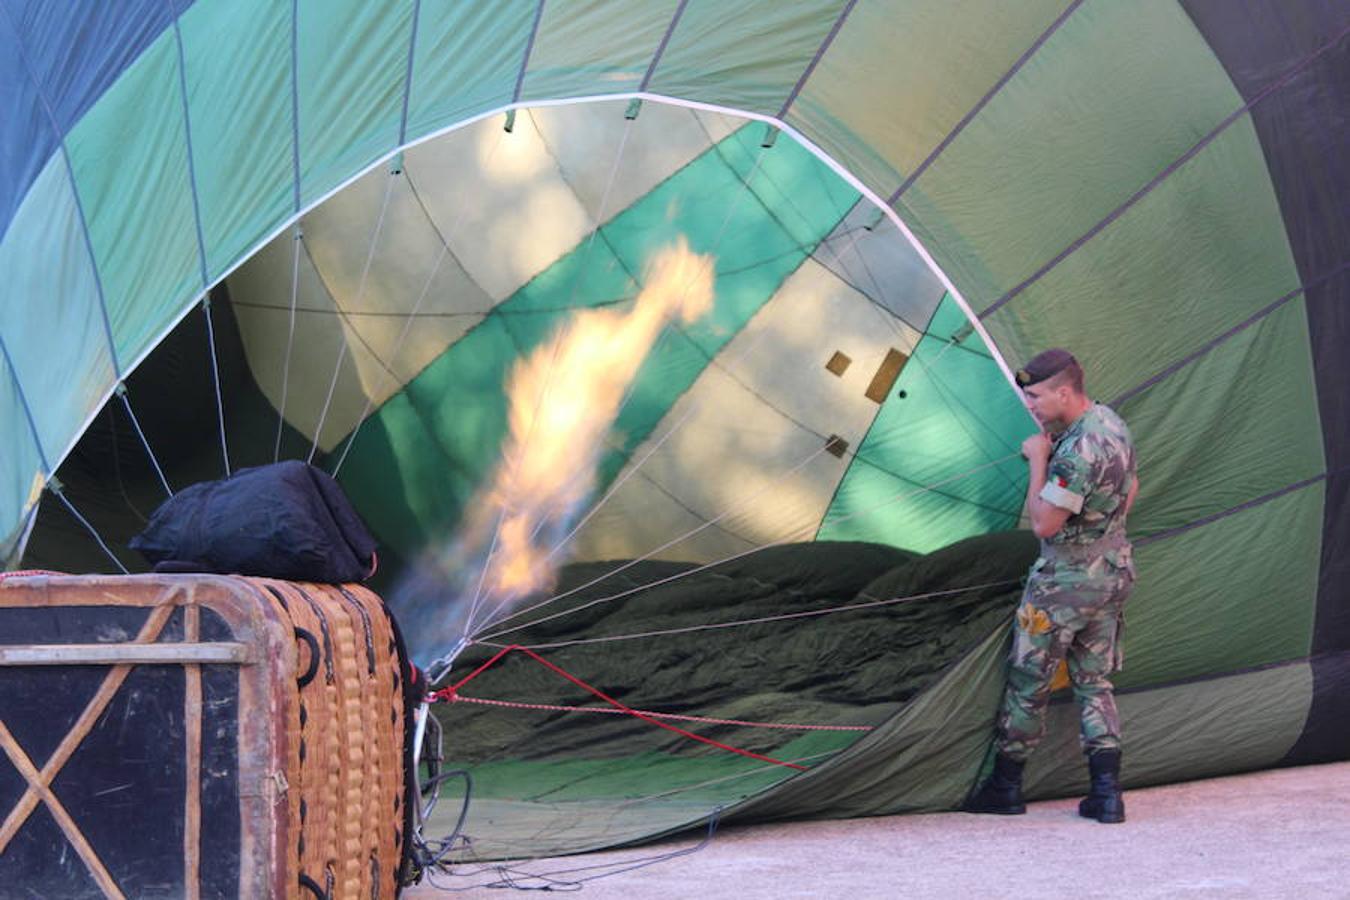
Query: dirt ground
xmin=403 ymin=761 xmax=1350 ymax=899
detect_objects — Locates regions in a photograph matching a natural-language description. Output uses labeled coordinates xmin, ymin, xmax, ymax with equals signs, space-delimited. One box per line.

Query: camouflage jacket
xmin=1037 ymin=402 xmax=1136 ymax=568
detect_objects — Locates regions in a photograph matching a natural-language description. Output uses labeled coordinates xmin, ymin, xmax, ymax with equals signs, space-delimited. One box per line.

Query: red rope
xmin=432 ymin=645 xmax=808 ymax=771
xmin=446 ymin=693 xmax=874 ymax=732
xmin=445 ymin=643 xmax=517 ymax=694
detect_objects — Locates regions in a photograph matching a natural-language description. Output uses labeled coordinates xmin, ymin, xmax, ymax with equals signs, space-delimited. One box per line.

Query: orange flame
xmin=470 ymin=238 xmax=714 ymax=614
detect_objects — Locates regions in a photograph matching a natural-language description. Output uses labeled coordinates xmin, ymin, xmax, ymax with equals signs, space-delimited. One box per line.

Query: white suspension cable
xmin=474 ymin=442 xmax=832 ymax=638
xmin=307 ymin=169 xmax=398 ymax=463
xmin=493 ymin=279 xmax=770 ymax=601
xmin=471 ymin=124 xmax=778 ymax=619
xmin=483 ymin=578 xmax=1021 ymax=650
xmin=460 ymin=507 xmax=508 ymax=646
xmin=464 ymin=299 xmax=783 ymax=636
xmin=460 ymin=115 xmax=641 ymax=630
xmin=542 ymin=402 xmax=699 ymax=566
xmin=329 ymin=129 xmax=510 ymax=478
xmin=467 ymin=320 xmax=784 ymax=638
xmin=115 ymin=386 xmax=173 ymax=497
xmin=477 ymin=450 xmax=1019 ymax=641
xmin=462 ymin=393 xmax=695 ymax=640
xmin=48 ymin=483 xmax=129 ymax=575
xmin=463 ymin=116 xmax=778 ymax=637
xmin=750 ymin=186 xmax=1025 ymax=502
xmin=274 ymin=224 xmax=303 ymax=462
xmin=201 ymin=297 xmax=231 ymax=476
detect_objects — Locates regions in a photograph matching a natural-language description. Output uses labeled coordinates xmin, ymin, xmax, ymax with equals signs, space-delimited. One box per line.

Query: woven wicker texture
xmin=260 ymin=580 xmax=406 ymax=900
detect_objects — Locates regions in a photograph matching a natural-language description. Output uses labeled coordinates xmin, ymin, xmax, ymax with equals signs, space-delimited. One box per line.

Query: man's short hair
xmin=1015 ymin=348 xmax=1084 ymax=393
xmin=1045 ymin=359 xmax=1084 ymax=394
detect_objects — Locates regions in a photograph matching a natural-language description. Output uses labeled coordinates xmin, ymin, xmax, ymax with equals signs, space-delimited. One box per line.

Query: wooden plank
xmin=184 ymin=604 xmax=202 ymax=900
xmin=0 ymin=598 xmax=178 ymax=854
xmin=0 ymin=643 xmax=253 ymax=666
xmin=0 ymin=720 xmax=127 ymax=899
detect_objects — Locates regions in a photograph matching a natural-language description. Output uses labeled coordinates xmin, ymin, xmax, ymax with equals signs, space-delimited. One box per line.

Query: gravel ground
xmin=404 ymin=761 xmax=1350 ymax=899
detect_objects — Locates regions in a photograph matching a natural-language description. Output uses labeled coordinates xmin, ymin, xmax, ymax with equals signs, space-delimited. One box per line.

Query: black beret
xmin=1015 ymin=348 xmax=1077 ymax=387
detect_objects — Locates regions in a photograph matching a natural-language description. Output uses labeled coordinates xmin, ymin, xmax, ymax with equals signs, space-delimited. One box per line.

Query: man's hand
xmin=1022 ymin=432 xmax=1052 ymax=466
xmin=1022 ymin=431 xmax=1069 ymax=538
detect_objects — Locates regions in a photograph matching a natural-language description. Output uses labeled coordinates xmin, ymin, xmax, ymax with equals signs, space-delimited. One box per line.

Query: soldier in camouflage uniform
xmin=965 ymin=348 xmax=1139 ymax=824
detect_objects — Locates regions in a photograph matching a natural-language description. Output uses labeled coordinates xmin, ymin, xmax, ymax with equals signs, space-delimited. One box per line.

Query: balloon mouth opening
xmin=25 ymin=96 xmax=985 ymax=592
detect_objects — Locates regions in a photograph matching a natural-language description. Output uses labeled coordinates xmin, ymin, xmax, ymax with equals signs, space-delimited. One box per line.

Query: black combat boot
xmin=963 ymin=753 xmax=1026 ymax=815
xmin=1078 ymin=749 xmax=1125 ymax=823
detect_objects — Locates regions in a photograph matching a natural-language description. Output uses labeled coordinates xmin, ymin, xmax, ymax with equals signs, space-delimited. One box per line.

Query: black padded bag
xmin=130 ymin=460 xmax=377 ymax=583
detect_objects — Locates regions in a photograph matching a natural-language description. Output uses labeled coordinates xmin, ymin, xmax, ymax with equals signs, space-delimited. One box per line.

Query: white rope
xmin=307 ymin=169 xmax=398 ymax=463
xmin=477 ymin=451 xmax=1019 ymax=641
xmin=456 ymin=358 xmax=696 ymax=639
xmin=274 ymin=224 xmax=303 ymax=462
xmin=475 ymin=441 xmax=830 ymax=638
xmin=744 ymin=184 xmax=1025 ymax=501
xmin=460 ymin=507 xmax=508 ymax=645
xmin=461 ymin=115 xmax=641 ymax=633
xmin=50 ymin=486 xmax=129 ymax=574
xmin=465 ymin=119 xmax=776 ymax=637
xmin=514 ymin=297 xmax=781 ymax=588
xmin=542 ymin=402 xmax=699 ymax=566
xmin=469 ymin=302 xmax=782 ymax=637
xmin=329 ymin=129 xmax=510 ymax=478
xmin=763 ymin=179 xmax=1018 ymax=463
xmin=201 ymin=298 xmax=231 ymax=476
xmin=481 ymin=578 xmax=1021 ymax=650
xmin=469 ymin=401 xmax=813 ymax=638
xmin=116 ymin=388 xmax=172 ymax=497
xmin=466 ymin=320 xmax=783 ymax=637
xmin=459 ymin=397 xmax=700 ymax=640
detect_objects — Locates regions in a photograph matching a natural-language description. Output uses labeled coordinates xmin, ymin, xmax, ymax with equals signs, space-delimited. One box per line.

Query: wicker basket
xmin=0 ymin=573 xmax=414 ymax=899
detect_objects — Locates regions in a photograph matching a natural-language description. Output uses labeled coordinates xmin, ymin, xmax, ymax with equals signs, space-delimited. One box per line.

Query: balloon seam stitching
xmin=888 ymin=0 xmax=1086 ymax=205
xmin=1113 ymin=259 xmax=1350 ymax=408
xmin=168 ymin=7 xmax=210 ymax=291
xmin=397 ymin=0 xmax=423 ymax=146
xmin=0 ymin=3 xmax=122 ymax=378
xmin=0 ymin=334 xmax=50 ymax=473
xmin=639 ymin=0 xmax=690 ymax=92
xmin=1136 ymin=472 xmax=1328 ymax=548
xmin=777 ymin=0 xmax=861 ymax=121
xmin=979 ymin=21 xmax=1350 ymax=321
xmin=513 ymin=0 xmax=548 ymax=104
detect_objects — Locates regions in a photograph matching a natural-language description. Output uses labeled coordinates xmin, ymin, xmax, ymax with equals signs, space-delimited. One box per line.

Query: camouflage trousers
xmin=996 ymin=563 xmax=1134 ymax=762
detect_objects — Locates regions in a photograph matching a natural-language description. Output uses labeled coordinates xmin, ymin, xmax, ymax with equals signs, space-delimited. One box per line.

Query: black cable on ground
xmin=413 ymin=769 xmax=474 ymax=870
xmin=419 ymin=805 xmax=723 ymax=893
